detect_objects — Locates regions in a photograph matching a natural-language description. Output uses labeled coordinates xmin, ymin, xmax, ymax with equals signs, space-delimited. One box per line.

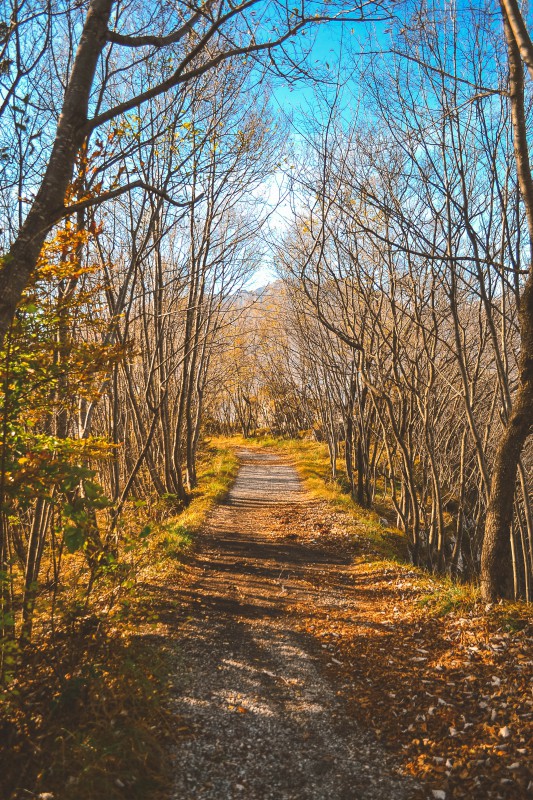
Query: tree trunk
xmin=0 ymin=0 xmax=113 ymax=343
xmin=345 ymin=413 xmax=355 ymax=496
xmin=481 ymin=292 xmax=533 ymax=598
xmin=481 ymin=5 xmax=533 ymax=600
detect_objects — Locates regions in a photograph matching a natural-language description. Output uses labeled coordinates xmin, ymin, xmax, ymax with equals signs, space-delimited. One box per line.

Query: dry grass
xmin=210 ymin=434 xmax=533 ymax=623
xmin=154 ymin=443 xmax=239 ymax=558
xmin=210 ymin=433 xmax=409 ymax=561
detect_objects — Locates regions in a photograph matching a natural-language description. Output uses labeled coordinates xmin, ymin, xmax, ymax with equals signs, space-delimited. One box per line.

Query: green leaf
xmin=64 ymin=526 xmax=86 ymax=553
xmin=139 ymin=525 xmax=152 ymax=539
xmin=83 ymin=479 xmax=101 ymax=499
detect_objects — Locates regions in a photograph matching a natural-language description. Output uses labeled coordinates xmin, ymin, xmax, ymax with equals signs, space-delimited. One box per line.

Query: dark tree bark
xmin=0 ymin=0 xmax=114 ymax=338
xmin=481 ymin=3 xmax=533 ymax=600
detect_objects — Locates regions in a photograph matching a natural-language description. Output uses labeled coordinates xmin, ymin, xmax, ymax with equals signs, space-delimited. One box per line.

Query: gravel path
xmin=170 ymin=450 xmax=421 ymax=800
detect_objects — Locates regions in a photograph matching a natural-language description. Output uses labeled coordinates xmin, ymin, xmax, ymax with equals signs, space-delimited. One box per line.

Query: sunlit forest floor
xmin=2 ymin=437 xmax=532 ymax=799
xmin=208 ymin=437 xmax=533 ymax=799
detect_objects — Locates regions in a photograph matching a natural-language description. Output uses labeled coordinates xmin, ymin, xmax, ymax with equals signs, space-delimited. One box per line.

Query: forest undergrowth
xmin=0 ymin=444 xmax=238 ymax=800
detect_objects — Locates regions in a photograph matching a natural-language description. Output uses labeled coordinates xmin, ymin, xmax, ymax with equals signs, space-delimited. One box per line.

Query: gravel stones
xmin=170 ymin=451 xmax=420 ymax=800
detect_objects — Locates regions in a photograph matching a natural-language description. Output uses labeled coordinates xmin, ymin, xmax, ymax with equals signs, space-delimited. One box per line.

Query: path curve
xmin=170 ymin=450 xmax=420 ymax=800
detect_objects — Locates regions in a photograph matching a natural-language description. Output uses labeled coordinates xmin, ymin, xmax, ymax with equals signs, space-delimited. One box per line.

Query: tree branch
xmin=501 ymin=0 xmax=533 ymax=82
xmin=86 ymin=4 xmax=387 ymax=134
xmin=59 ymin=180 xmax=197 ymax=219
xmin=106 ymin=8 xmax=203 ymax=48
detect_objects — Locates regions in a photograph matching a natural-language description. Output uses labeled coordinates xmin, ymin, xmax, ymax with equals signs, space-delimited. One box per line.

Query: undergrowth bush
xmin=0 ymin=442 xmax=238 ymax=800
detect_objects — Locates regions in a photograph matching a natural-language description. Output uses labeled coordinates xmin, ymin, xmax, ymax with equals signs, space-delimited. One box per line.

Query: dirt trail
xmin=170 ymin=450 xmax=421 ymax=800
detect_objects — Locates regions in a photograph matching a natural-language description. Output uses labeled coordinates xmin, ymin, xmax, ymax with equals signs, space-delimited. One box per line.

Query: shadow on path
xmin=169 ymin=450 xmax=422 ymax=800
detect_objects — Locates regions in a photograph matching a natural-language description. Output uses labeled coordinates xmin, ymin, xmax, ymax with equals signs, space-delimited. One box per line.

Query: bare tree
xmin=0 ymin=0 xmax=390 ymax=342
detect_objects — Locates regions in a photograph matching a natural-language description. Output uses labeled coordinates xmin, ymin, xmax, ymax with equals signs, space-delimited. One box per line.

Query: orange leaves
xmin=291 ymin=543 xmax=533 ymax=799
xmin=36 ymin=225 xmax=95 ymax=282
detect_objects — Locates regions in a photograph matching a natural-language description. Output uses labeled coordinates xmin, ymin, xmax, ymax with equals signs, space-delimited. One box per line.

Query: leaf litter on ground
xmin=287 ymin=501 xmax=533 ymax=800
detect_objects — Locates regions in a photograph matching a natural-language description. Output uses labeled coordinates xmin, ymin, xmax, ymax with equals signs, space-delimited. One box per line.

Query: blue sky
xmin=246 ymin=0 xmax=513 ymax=289
xmin=246 ymin=15 xmax=388 ymax=289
